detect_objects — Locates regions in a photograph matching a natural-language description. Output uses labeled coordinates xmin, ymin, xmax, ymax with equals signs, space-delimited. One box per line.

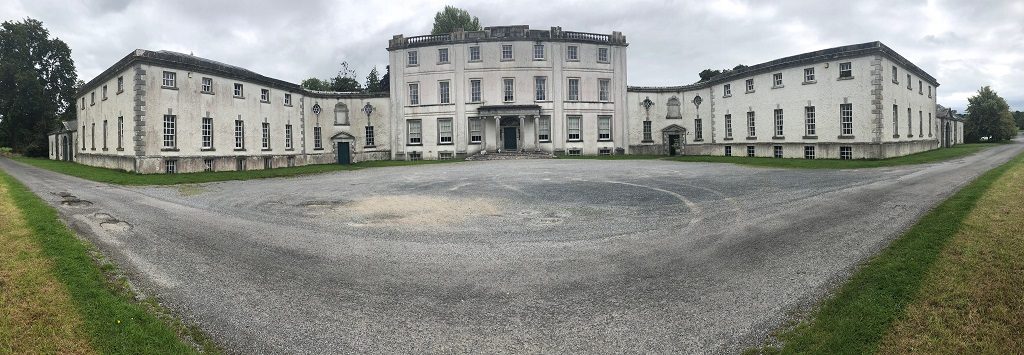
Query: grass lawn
xmin=668 ymin=143 xmax=998 ymax=169
xmin=0 ymin=170 xmax=216 ymax=353
xmin=11 ymin=157 xmax=462 ymax=186
xmin=754 ymin=150 xmax=1024 ymax=354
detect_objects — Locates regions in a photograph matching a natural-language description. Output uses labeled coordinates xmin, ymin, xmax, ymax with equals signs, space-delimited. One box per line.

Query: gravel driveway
xmin=2 ymin=142 xmax=1021 ymax=354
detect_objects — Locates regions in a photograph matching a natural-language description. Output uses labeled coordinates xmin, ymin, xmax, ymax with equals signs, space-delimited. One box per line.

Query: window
xmin=567 ymin=115 xmax=582 ymax=141
xmin=469 ymin=79 xmax=482 ymax=102
xmin=599 ymin=79 xmax=610 ymax=102
xmin=438 ymin=118 xmax=453 ymax=144
xmin=805 ymin=106 xmax=816 ymax=136
xmin=724 ymin=146 xmax=732 ymax=156
xmin=407 ymin=120 xmax=422 ymax=145
xmin=919 ymin=110 xmax=923 ymax=137
xmin=773 ymin=145 xmax=783 ymax=158
xmin=643 ymin=120 xmax=652 ymax=142
xmin=804 ymin=146 xmax=815 ymax=159
xmin=102 ymin=85 xmax=108 ymax=100
xmin=694 ymin=118 xmax=703 ymax=141
xmin=724 ymin=114 xmax=733 ymax=138
xmin=907 ymin=74 xmax=912 ymax=89
xmin=408 ymin=83 xmax=419 ymax=105
xmin=567 ymin=148 xmax=582 ymax=156
xmin=90 ymin=92 xmax=95 ymax=105
xmin=928 ymin=113 xmax=933 ymax=137
xmin=408 ymin=151 xmax=422 ymax=161
xmin=284 ymin=93 xmax=292 ymax=106
xmin=407 ymin=50 xmax=418 ymax=66
xmin=840 ymin=146 xmax=852 ymax=160
xmin=102 ymin=120 xmax=107 ymax=149
xmin=773 ymin=73 xmax=783 ymax=87
xmin=598 ymin=47 xmax=609 ymax=63
xmin=204 ymin=159 xmax=214 ymax=172
xmin=840 ymin=103 xmax=853 ymax=136
xmin=567 ymin=78 xmax=580 ymax=101
xmin=747 ymin=111 xmax=756 ymax=137
xmin=260 ymin=89 xmax=270 ymax=103
xmin=503 ymin=78 xmax=515 ymax=102
xmin=747 ymin=146 xmax=755 ymax=157
xmin=285 ymin=124 xmax=293 ymax=149
xmin=839 ymin=62 xmax=852 ymax=78
xmin=365 ymin=125 xmax=375 ymax=146
xmin=893 ymin=105 xmax=900 ymax=136
xmin=908 ymin=107 xmax=913 ymax=136
xmin=928 ymin=85 xmax=932 ymax=98
xmin=117 ymin=116 xmax=123 ymax=149
xmin=599 ymin=147 xmax=612 ymax=155
xmin=804 ymin=67 xmax=815 ymax=82
xmin=117 ymin=76 xmax=124 ymax=93
xmin=535 ymin=77 xmax=547 ymax=101
xmin=723 ymin=84 xmax=732 ymax=97
xmin=234 ymin=120 xmax=244 ymax=149
xmin=745 ymin=79 xmax=754 ymax=92
xmin=533 ymin=43 xmax=545 ymax=60
xmin=469 ymin=118 xmax=482 ymax=143
xmin=162 ymin=115 xmax=176 ymax=149
xmin=598 ymin=116 xmax=612 ymax=141
xmin=314 ymin=126 xmax=323 ymax=149
xmin=236 ymin=158 xmax=246 ymax=171
xmin=918 ymin=80 xmax=923 ymax=94
xmin=91 ymin=123 xmax=95 ymax=149
xmin=264 ymin=157 xmax=273 ymax=169
xmin=262 ymin=122 xmax=270 ymax=149
xmin=81 ymin=97 xmax=85 ymax=109
xmin=567 ymin=45 xmax=578 ymax=61
xmin=501 ymin=44 xmax=513 ymax=60
xmin=469 ymin=46 xmax=480 ymax=61
xmin=438 ymin=48 xmax=449 ymax=63
xmin=202 ymin=77 xmax=213 ymax=93
xmin=334 ymin=102 xmax=349 ymax=125
xmin=82 ymin=124 xmax=86 ymax=150
xmin=439 ymin=152 xmax=454 ymax=160
xmin=892 ymin=66 xmax=898 ymax=83
xmin=234 ymin=83 xmax=244 ymax=97
xmin=439 ymin=81 xmax=450 ymax=104
xmin=162 ymin=71 xmax=176 ymax=87
xmin=202 ymin=117 xmax=213 ymax=149
xmin=165 ymin=159 xmax=177 ymax=174
xmin=774 ymin=109 xmax=784 ymax=137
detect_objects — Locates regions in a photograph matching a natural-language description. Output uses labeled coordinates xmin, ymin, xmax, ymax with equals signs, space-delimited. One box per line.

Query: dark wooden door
xmin=503 ymin=127 xmax=517 ymax=150
xmin=337 ymin=142 xmax=351 ymax=164
xmin=668 ymin=134 xmax=680 ymax=156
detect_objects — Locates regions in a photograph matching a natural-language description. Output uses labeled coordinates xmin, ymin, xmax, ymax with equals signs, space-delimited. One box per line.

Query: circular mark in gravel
xmin=61 ymin=198 xmax=93 ymax=207
xmin=100 ymin=220 xmax=132 ymax=232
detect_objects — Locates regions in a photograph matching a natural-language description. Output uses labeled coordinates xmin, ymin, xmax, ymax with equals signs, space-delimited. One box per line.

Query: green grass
xmin=754 ymin=150 xmax=1024 ymax=354
xmin=668 ymin=143 xmax=998 ymax=169
xmin=12 ymin=157 xmax=462 ymax=186
xmin=0 ymin=170 xmax=216 ymax=353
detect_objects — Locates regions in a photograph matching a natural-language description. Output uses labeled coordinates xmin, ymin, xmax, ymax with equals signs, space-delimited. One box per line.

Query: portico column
xmin=518 ymin=115 xmax=526 ymax=152
xmin=494 ymin=116 xmax=501 ymax=152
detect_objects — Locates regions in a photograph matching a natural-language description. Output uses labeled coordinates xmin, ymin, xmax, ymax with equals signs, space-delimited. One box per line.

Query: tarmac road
xmin=2 ymin=141 xmax=1021 ymax=354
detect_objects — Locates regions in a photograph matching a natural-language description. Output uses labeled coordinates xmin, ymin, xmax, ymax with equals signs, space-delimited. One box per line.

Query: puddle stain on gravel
xmin=54 ymin=192 xmax=93 ymax=207
xmin=92 ymin=212 xmax=132 ymax=233
xmin=304 ymin=195 xmax=501 ymax=227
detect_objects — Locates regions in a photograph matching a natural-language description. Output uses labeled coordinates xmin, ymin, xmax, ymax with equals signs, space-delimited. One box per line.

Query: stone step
xmin=465 ymin=151 xmax=557 ymax=161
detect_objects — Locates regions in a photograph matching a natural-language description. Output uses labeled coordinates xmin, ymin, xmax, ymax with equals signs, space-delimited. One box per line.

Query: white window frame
xmin=408 ymin=83 xmax=419 ymax=105
xmin=774 ymin=109 xmax=784 ymax=137
xmin=365 ymin=125 xmax=375 ymax=147
xmin=202 ymin=117 xmax=213 ymax=149
xmin=598 ymin=47 xmax=609 ymax=63
xmin=567 ymin=115 xmax=582 ymax=141
xmin=773 ymin=73 xmax=783 ymax=87
xmin=533 ymin=43 xmax=545 ymax=60
xmin=469 ymin=46 xmax=480 ymax=62
xmin=201 ymin=77 xmax=213 ymax=93
xmin=438 ymin=118 xmax=453 ymax=144
xmin=162 ymin=115 xmax=176 ymax=149
xmin=804 ymin=67 xmax=815 ymax=82
xmin=285 ymin=124 xmax=293 ymax=149
xmin=724 ymin=114 xmax=733 ymax=138
xmin=260 ymin=89 xmax=270 ymax=103
xmin=840 ymin=103 xmax=853 ymax=136
xmin=804 ymin=146 xmax=816 ymax=159
xmin=567 ymin=45 xmax=579 ymax=61
xmin=774 ymin=145 xmax=783 ymax=158
xmin=233 ymin=83 xmax=244 ymax=98
xmin=501 ymin=44 xmax=513 ymax=61
xmin=599 ymin=79 xmax=610 ymax=102
xmin=469 ymin=118 xmax=482 ymax=143
xmin=893 ymin=104 xmax=900 ymax=136
xmin=840 ymin=146 xmax=852 ymax=160
xmin=162 ymin=71 xmax=176 ymax=88
xmin=234 ymin=120 xmax=245 ymax=149
xmin=642 ymin=120 xmax=652 ymax=142
xmin=805 ymin=106 xmax=816 ymax=136
xmin=503 ymin=78 xmax=514 ymax=102
xmin=747 ymin=111 xmax=756 ymax=137
xmin=438 ymin=48 xmax=449 ymax=64
xmin=745 ymin=79 xmax=754 ymax=93
xmin=538 ymin=115 xmax=551 ymax=142
xmin=284 ymin=93 xmax=292 ymax=106
xmin=567 ymin=78 xmax=580 ymax=101
xmin=314 ymin=126 xmax=323 ymax=149
xmin=407 ymin=120 xmax=422 ymax=145
xmin=839 ymin=62 xmax=852 ymax=78
xmin=598 ymin=116 xmax=612 ymax=141
xmin=535 ymin=77 xmax=547 ymax=101
xmin=470 ymin=79 xmax=481 ymax=103
xmin=261 ymin=122 xmax=271 ymax=149
xmin=407 ymin=50 xmax=418 ymax=66
xmin=439 ymin=80 xmax=450 ymax=104
xmin=117 ymin=76 xmax=124 ymax=93
xmin=694 ymin=118 xmax=703 ymax=141
xmin=723 ymin=84 xmax=731 ymax=97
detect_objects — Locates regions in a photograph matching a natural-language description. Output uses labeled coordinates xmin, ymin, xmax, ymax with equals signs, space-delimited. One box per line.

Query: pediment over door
xmin=330 ymin=131 xmax=356 ymax=141
xmin=662 ymin=124 xmax=687 ymax=134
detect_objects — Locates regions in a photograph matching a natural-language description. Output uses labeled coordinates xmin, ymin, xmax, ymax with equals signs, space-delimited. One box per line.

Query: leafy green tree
xmin=364 ymin=67 xmax=382 ymax=93
xmin=431 ymin=6 xmax=481 ymax=35
xmin=0 ymin=18 xmax=78 ymax=156
xmin=301 ymin=62 xmax=361 ymax=92
xmin=696 ymin=65 xmax=745 ymax=83
xmin=301 ymin=77 xmax=331 ymax=91
xmin=1013 ymin=110 xmax=1024 ymax=129
xmin=963 ymin=86 xmax=1018 ymax=142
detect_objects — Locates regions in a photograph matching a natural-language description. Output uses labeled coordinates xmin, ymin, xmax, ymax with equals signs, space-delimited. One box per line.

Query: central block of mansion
xmin=50 ymin=25 xmax=964 ymax=173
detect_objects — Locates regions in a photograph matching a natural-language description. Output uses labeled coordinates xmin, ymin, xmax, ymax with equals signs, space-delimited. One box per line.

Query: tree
xmin=1013 ymin=110 xmax=1024 ymax=129
xmin=300 ymin=62 xmax=362 ymax=92
xmin=696 ymin=65 xmax=746 ymax=83
xmin=963 ymin=86 xmax=1018 ymax=142
xmin=364 ymin=67 xmax=382 ymax=93
xmin=0 ymin=18 xmax=77 ymax=156
xmin=431 ymin=6 xmax=481 ymax=35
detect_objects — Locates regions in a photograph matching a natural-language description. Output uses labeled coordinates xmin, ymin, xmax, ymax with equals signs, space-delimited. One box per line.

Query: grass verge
xmin=754 ymin=150 xmax=1024 ymax=354
xmin=668 ymin=143 xmax=997 ymax=169
xmin=12 ymin=157 xmax=461 ymax=186
xmin=0 ymin=170 xmax=216 ymax=353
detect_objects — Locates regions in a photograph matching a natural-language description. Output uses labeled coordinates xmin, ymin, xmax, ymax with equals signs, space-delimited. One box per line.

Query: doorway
xmin=503 ymin=127 xmax=518 ymax=151
xmin=337 ymin=142 xmax=351 ymax=164
xmin=668 ymin=134 xmax=680 ymax=156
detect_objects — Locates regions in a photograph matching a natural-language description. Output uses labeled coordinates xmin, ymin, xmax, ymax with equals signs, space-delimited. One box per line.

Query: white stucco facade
xmin=53 ymin=27 xmax=963 ymax=173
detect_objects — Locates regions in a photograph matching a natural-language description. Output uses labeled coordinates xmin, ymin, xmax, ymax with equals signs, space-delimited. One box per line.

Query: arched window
xmin=334 ymin=102 xmax=349 ymax=125
xmin=666 ymin=97 xmax=682 ymax=119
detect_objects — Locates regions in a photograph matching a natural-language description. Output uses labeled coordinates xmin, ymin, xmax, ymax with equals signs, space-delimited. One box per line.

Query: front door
xmin=337 ymin=142 xmax=350 ymax=164
xmin=668 ymin=134 xmax=680 ymax=156
xmin=503 ymin=127 xmax=518 ymax=151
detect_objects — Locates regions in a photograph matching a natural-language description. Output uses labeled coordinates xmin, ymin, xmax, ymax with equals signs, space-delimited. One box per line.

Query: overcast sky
xmin=3 ymin=0 xmax=1022 ymax=111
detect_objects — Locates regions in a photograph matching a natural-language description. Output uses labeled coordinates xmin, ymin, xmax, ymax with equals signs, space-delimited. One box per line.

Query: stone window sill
xmin=745 ymin=136 xmax=757 ymax=140
xmin=116 ymin=148 xmax=124 ymax=151
xmin=406 ymin=143 xmax=422 ymax=147
xmin=161 ymin=148 xmax=179 ymax=152
xmin=772 ymin=136 xmax=786 ymax=140
xmin=802 ymin=135 xmax=818 ymax=140
xmin=641 ymin=140 xmax=654 ymax=143
xmin=102 ymin=148 xmax=108 ymax=151
xmin=745 ymin=90 xmax=755 ymax=94
xmin=772 ymin=85 xmax=784 ymax=89
xmin=837 ymin=76 xmax=854 ymax=81
xmin=723 ymin=137 xmax=733 ymax=141
xmin=260 ymin=100 xmax=270 ymax=104
xmin=233 ymin=95 xmax=245 ymax=99
xmin=313 ymin=148 xmax=324 ymax=151
xmin=723 ymin=94 xmax=732 ymax=98
xmin=161 ymin=86 xmax=178 ymax=90
xmin=201 ymin=148 xmax=215 ymax=151
xmin=692 ymin=139 xmax=703 ymax=142
xmin=802 ymin=81 xmax=817 ymax=85
xmin=838 ymin=135 xmax=856 ymax=139
xmin=437 ymin=61 xmax=450 ymax=65
xmin=438 ymin=142 xmax=454 ymax=146
xmin=893 ymin=134 xmax=900 ymax=138
xmin=116 ymin=90 xmax=124 ymax=95
xmin=234 ymin=148 xmax=246 ymax=151
xmin=261 ymin=148 xmax=272 ymax=151
xmin=202 ymin=91 xmax=214 ymax=95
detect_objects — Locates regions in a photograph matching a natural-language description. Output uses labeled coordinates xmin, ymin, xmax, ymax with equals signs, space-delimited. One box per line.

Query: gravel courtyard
xmin=2 ymin=142 xmax=1021 ymax=354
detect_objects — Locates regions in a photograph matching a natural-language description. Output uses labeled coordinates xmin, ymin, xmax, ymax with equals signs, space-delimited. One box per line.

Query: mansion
xmin=49 ymin=25 xmax=964 ymax=173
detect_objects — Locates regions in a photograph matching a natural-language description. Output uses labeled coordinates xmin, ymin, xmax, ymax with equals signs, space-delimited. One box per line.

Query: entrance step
xmin=465 ymin=151 xmax=556 ymax=161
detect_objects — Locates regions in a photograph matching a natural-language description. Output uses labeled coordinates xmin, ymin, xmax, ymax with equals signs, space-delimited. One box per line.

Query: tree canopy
xmin=963 ymin=86 xmax=1018 ymax=142
xmin=431 ymin=6 xmax=481 ymax=35
xmin=364 ymin=67 xmax=382 ymax=93
xmin=0 ymin=18 xmax=77 ymax=156
xmin=1013 ymin=110 xmax=1023 ymax=129
xmin=696 ymin=65 xmax=746 ymax=83
xmin=301 ymin=61 xmax=362 ymax=92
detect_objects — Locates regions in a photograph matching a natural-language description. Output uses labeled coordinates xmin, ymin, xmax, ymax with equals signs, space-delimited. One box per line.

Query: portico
xmin=478 ymin=105 xmax=542 ymax=153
